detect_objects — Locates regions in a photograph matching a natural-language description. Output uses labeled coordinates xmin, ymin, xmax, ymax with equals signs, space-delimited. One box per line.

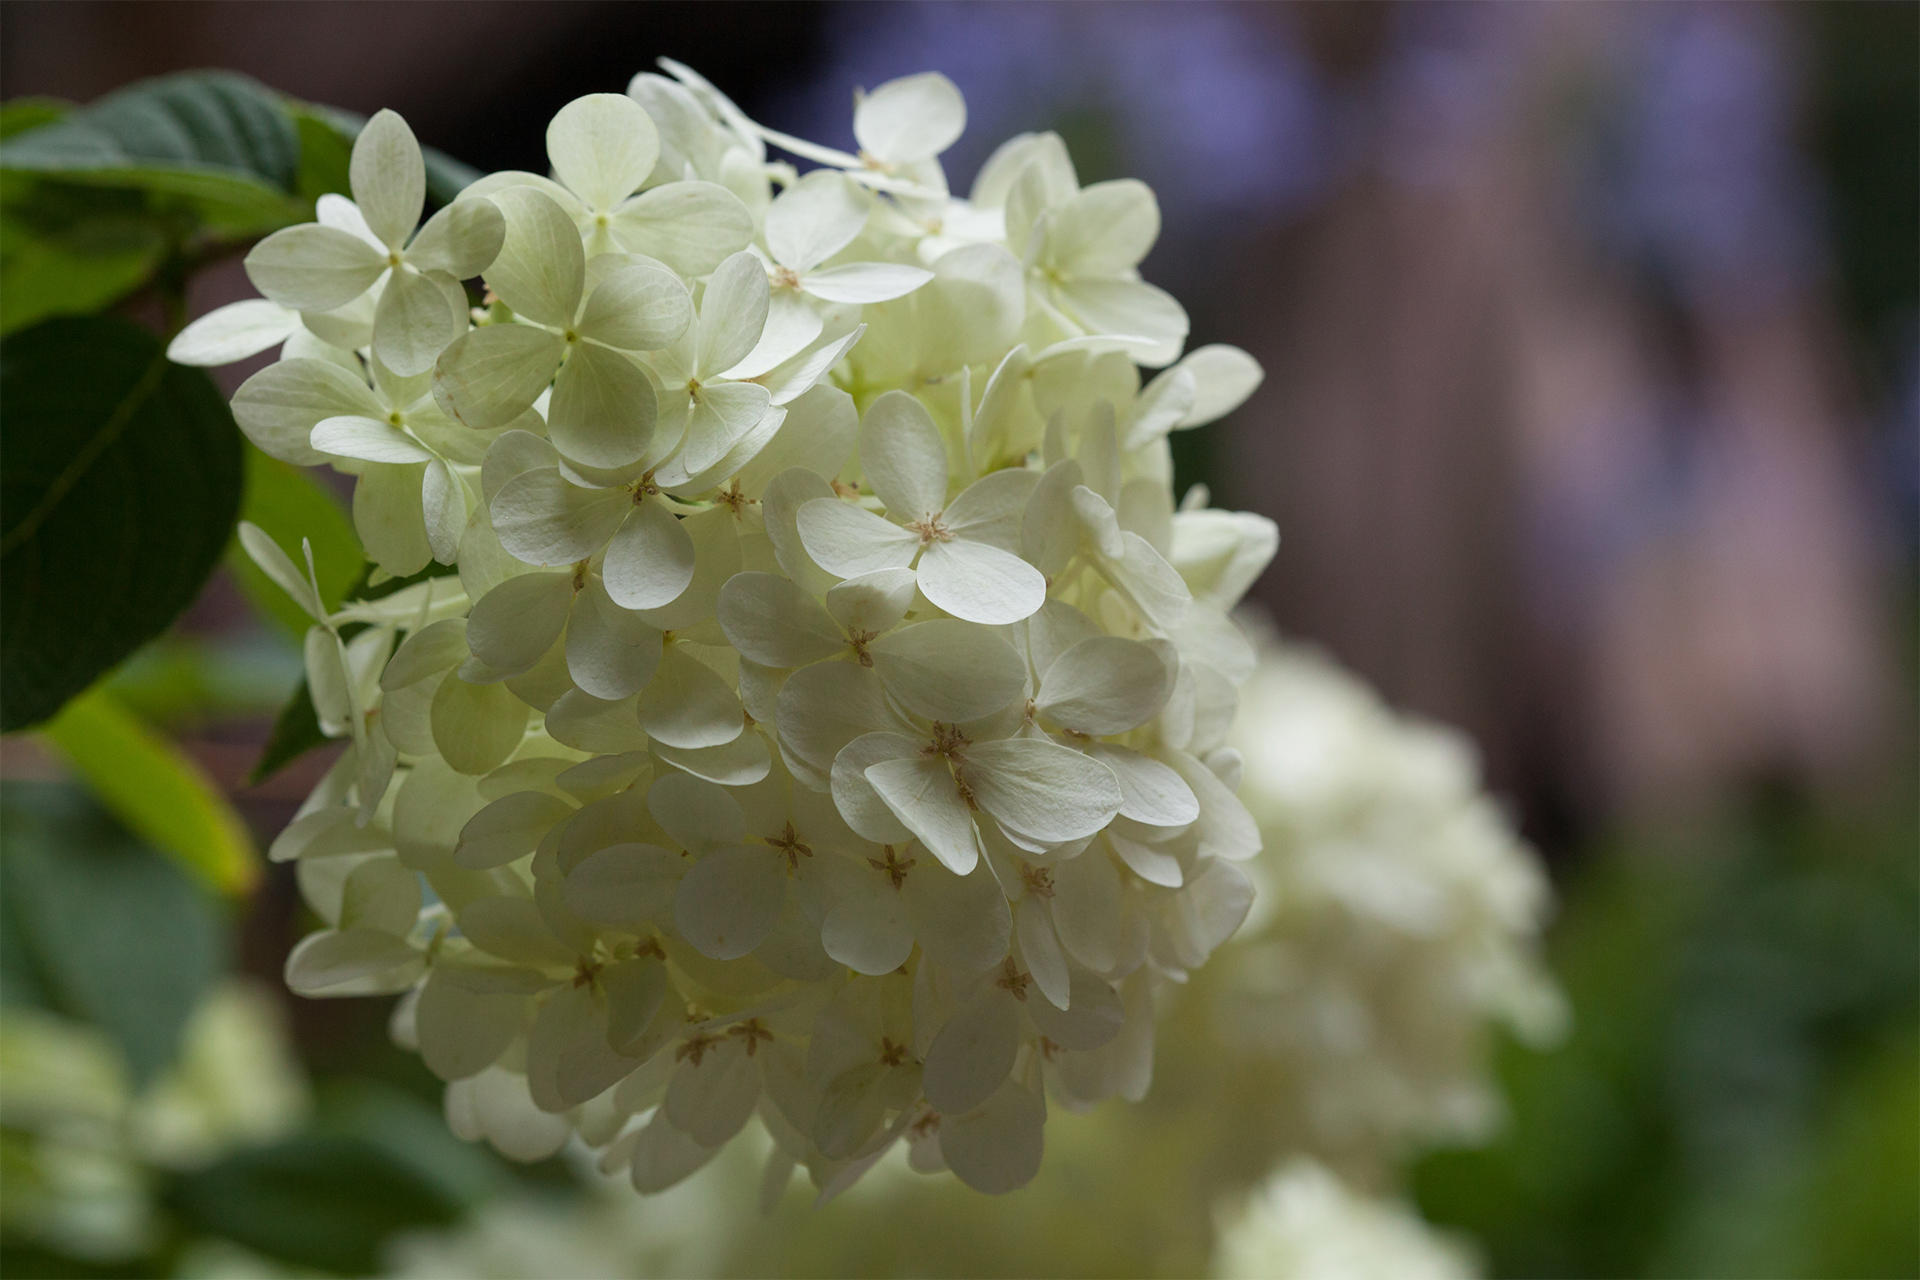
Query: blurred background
xmin=1 ymin=2 xmax=1914 ymax=1277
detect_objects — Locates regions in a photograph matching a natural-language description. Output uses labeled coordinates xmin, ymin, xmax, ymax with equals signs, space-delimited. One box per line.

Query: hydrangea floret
xmin=180 ymin=64 xmax=1276 ymax=1199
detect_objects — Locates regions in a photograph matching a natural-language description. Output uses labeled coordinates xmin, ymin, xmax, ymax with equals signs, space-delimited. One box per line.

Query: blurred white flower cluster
xmin=1210 ymin=1158 xmax=1476 ymax=1280
xmin=0 ymin=983 xmax=308 ymax=1264
xmin=182 ymin=62 xmax=1276 ymax=1198
xmin=1205 ymin=632 xmax=1564 ymax=1172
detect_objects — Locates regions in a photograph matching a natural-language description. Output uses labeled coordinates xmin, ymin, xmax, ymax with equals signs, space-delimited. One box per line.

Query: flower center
xmin=905 ymin=515 xmax=954 ymax=546
xmin=771 ymin=265 xmax=802 ymax=290
xmin=994 ymin=956 xmax=1032 ymax=1002
xmin=1019 ymin=863 xmax=1054 ymax=900
xmin=764 ymin=821 xmax=813 ymax=872
xmin=868 ymin=845 xmax=916 ymax=889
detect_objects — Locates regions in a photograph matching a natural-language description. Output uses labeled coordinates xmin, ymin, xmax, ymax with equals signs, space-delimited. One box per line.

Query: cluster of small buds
xmin=180 ymin=62 xmax=1277 ymax=1198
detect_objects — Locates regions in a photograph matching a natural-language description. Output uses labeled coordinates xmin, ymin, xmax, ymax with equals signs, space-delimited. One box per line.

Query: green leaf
xmin=165 ymin=1131 xmax=474 ymax=1274
xmin=0 ymin=181 xmax=168 ymax=335
xmin=251 ymin=675 xmax=326 ymax=786
xmin=0 ymin=99 xmax=70 ymax=142
xmin=0 ymin=71 xmax=306 ymax=237
xmin=39 ymin=686 xmax=260 ymax=896
xmin=0 ymin=781 xmax=226 ymax=1086
xmin=1 ymin=315 xmax=243 ymax=731
xmin=228 ymin=442 xmax=359 ymax=641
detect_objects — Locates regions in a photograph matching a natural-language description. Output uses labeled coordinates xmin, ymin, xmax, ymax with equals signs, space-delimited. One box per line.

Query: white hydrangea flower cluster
xmin=185 ymin=63 xmax=1278 ymax=1198
xmin=1204 ymin=633 xmax=1564 ymax=1170
xmin=1210 ymin=1159 xmax=1477 ymax=1280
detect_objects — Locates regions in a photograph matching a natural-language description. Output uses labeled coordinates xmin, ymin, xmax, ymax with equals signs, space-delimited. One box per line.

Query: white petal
xmin=566 ymin=576 xmax=662 ymax=700
xmin=673 ymin=844 xmax=784 ymax=960
xmin=765 ymin=169 xmax=868 ymax=272
xmin=167 ymin=299 xmax=297 ymax=366
xmin=578 ymin=262 xmax=692 ymax=352
xmin=1023 ymin=966 xmax=1123 ymax=1050
xmin=563 ymin=842 xmax=682 ymax=926
xmin=373 ymin=268 xmax=468 ymax=378
xmin=466 ymin=572 xmax=568 ymax=676
xmin=545 ymin=688 xmax=649 ymax=754
xmin=648 ymin=770 xmax=745 ymax=852
xmin=526 ymin=983 xmax=640 ymax=1110
xmin=858 ymin=390 xmax=947 ymax=521
xmin=422 ymin=458 xmax=468 ymax=564
xmin=903 ymin=859 xmax=1011 ymax=974
xmin=601 ymin=501 xmax=695 ymax=609
xmin=432 ymin=323 xmax=564 ymax=431
xmin=484 ymin=187 xmax=585 ymax=327
xmin=629 ymin=1112 xmax=720 ymax=1192
xmin=796 ymin=498 xmax=918 ymax=579
xmin=284 ymin=928 xmax=422 ymax=996
xmin=820 ymin=880 xmax=914 ymax=976
xmin=1036 ymin=635 xmax=1172 ymax=737
xmin=548 ymin=341 xmax=657 ymax=469
xmin=1048 ymin=850 xmax=1123 ymax=974
xmin=1169 ymin=751 xmax=1261 ymax=861
xmin=866 ymin=753 xmax=978 ymax=875
xmin=921 ymin=988 xmax=1018 ymax=1115
xmin=775 ymin=661 xmax=910 ymax=784
xmin=969 ymin=738 xmax=1121 ymax=844
xmin=824 ymin=567 xmax=916 ymax=636
xmin=547 ymin=92 xmax=659 ymax=211
xmin=245 ymin=223 xmax=387 ymax=312
xmin=312 ymin=414 xmax=434 ymax=464
xmin=917 ymin=538 xmax=1046 ymax=625
xmin=607 ymin=180 xmax=753 ymax=276
xmin=696 ymin=250 xmax=771 ymax=375
xmin=1050 ymin=278 xmax=1187 ymax=369
xmin=350 ymin=109 xmax=425 ymax=251
xmin=829 ymin=732 xmax=919 ymax=844
xmin=716 ymin=571 xmax=844 ymax=668
xmin=237 ymin=521 xmax=322 ymax=619
xmin=1015 ymin=899 xmax=1070 ymax=1009
xmin=652 ymin=725 xmax=772 ymax=788
xmin=868 ymin=619 xmax=1025 ymax=723
xmin=804 ymin=261 xmax=932 ymax=304
xmin=456 ymin=789 xmax=574 ymax=869
xmin=665 ymin=1036 xmax=761 ymax=1147
xmin=722 ymin=290 xmax=820 ymax=381
xmin=638 ymin=646 xmax=743 ymax=750
xmin=853 ymin=72 xmax=965 ymax=165
xmin=940 ymin=1081 xmax=1044 ymax=1195
xmin=491 ymin=468 xmax=629 ymax=566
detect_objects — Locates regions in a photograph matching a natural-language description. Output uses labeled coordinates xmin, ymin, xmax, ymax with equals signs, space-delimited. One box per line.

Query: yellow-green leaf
xmin=40 ymin=686 xmax=260 ymax=896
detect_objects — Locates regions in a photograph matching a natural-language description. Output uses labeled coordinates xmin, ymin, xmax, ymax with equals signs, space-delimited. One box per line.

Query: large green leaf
xmin=0 ymin=71 xmax=305 ymax=237
xmin=165 ymin=1130 xmax=476 ymax=1274
xmin=0 ymin=781 xmax=226 ymax=1087
xmin=40 ymin=686 xmax=260 ymax=895
xmin=1 ymin=316 xmax=242 ymax=731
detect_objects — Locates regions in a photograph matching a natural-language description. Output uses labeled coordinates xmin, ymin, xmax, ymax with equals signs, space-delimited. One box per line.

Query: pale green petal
xmin=601 ymin=500 xmax=695 ymax=609
xmin=432 ymin=323 xmax=563 ymax=430
xmin=577 ymin=262 xmax=691 ymax=351
xmin=421 ymin=458 xmax=469 ymax=564
xmin=1050 ymin=278 xmax=1188 ymax=368
xmin=415 ymin=967 xmax=526 ymax=1080
xmin=696 ymin=251 xmax=770 ymax=375
xmin=675 ymin=379 xmax=772 ymax=476
xmin=902 ymin=858 xmax=1011 ymax=974
xmin=466 ymin=571 xmax=570 ymax=674
xmin=489 ymin=467 xmax=628 ymax=566
xmin=353 ymin=462 xmax=432 ymax=577
xmin=548 ymin=93 xmax=659 ymax=212
xmin=943 ymin=467 xmax=1038 ymax=551
xmin=563 ymin=843 xmax=681 ymax=926
xmin=245 ymin=223 xmax=388 ymax=313
xmin=431 ymin=673 xmax=529 ymax=775
xmin=774 ymin=661 xmax=909 ymax=785
xmin=824 ymin=566 xmax=916 ymax=636
xmin=484 ymin=186 xmax=586 ymax=327
xmin=1172 ymin=343 xmax=1264 ymax=428
xmin=941 ymin=1082 xmax=1045 ymax=1194
xmin=548 ymin=342 xmax=657 ymax=469
xmin=407 ymin=195 xmax=506 ymax=278
xmin=1044 ymin=179 xmax=1159 ymax=277
xmin=350 ymin=109 xmax=426 ymax=251
xmin=456 ymin=789 xmax=574 ymax=869
xmin=606 ymin=180 xmax=753 ymax=276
